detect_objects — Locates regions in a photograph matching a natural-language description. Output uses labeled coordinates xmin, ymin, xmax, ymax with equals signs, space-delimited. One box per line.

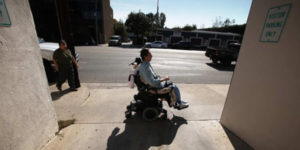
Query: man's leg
xmin=171 ymin=85 xmax=189 ymax=109
xmin=67 ymin=65 xmax=76 ymax=90
xmin=172 ymin=85 xmax=181 ymax=103
xmin=56 ymin=65 xmax=67 ymax=91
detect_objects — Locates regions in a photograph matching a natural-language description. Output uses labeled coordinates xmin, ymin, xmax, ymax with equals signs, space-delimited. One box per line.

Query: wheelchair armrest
xmin=164 ymin=81 xmax=173 ymax=87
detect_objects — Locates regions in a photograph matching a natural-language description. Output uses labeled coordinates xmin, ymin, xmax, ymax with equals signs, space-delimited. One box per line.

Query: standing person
xmin=138 ymin=48 xmax=189 ymax=109
xmin=53 ymin=40 xmax=78 ymax=91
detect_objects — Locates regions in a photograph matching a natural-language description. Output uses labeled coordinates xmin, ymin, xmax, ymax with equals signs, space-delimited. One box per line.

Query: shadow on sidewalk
xmin=106 ymin=115 xmax=187 ymax=150
xmin=206 ymin=63 xmax=236 ymax=72
xmin=51 ymin=89 xmax=72 ymax=101
xmin=222 ymin=126 xmax=254 ymax=150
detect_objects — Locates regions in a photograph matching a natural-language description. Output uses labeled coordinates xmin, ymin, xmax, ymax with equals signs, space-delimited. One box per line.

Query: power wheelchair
xmin=125 ymin=71 xmax=175 ymax=121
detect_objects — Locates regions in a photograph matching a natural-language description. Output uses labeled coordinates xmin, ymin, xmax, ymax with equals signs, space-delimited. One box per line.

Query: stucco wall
xmin=0 ymin=0 xmax=58 ymax=149
xmin=221 ymin=0 xmax=300 ymax=150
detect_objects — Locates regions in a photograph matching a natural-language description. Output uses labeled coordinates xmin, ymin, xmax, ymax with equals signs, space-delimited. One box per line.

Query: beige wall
xmin=0 ymin=0 xmax=58 ymax=149
xmin=221 ymin=0 xmax=300 ymax=150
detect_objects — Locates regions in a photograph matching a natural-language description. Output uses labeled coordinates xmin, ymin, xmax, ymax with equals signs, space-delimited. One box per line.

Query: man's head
xmin=59 ymin=40 xmax=67 ymax=51
xmin=140 ymin=48 xmax=152 ymax=62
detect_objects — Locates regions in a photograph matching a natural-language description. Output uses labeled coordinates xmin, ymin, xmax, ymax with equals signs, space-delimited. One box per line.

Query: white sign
xmin=260 ymin=4 xmax=291 ymax=42
xmin=0 ymin=0 xmax=11 ymax=26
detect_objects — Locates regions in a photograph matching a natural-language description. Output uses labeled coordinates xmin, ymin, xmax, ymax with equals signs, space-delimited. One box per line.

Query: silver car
xmin=108 ymin=35 xmax=122 ymax=46
xmin=146 ymin=41 xmax=168 ymax=48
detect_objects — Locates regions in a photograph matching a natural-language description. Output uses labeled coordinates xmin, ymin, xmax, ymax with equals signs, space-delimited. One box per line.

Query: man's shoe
xmin=56 ymin=85 xmax=62 ymax=92
xmin=70 ymin=88 xmax=77 ymax=91
xmin=181 ymin=101 xmax=189 ymax=105
xmin=175 ymin=101 xmax=189 ymax=110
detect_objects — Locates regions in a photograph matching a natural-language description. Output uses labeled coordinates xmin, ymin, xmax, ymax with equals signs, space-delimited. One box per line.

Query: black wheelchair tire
xmin=125 ymin=110 xmax=132 ymax=119
xmin=142 ymin=107 xmax=159 ymax=121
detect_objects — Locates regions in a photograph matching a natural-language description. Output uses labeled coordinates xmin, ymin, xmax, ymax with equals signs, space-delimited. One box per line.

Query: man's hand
xmin=165 ymin=76 xmax=170 ymax=81
xmin=161 ymin=76 xmax=170 ymax=82
xmin=72 ymin=58 xmax=78 ymax=69
xmin=53 ymin=59 xmax=59 ymax=72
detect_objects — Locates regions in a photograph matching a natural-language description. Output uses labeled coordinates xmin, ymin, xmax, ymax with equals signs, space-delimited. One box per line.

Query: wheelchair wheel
xmin=125 ymin=110 xmax=132 ymax=119
xmin=161 ymin=109 xmax=167 ymax=120
xmin=142 ymin=107 xmax=159 ymax=121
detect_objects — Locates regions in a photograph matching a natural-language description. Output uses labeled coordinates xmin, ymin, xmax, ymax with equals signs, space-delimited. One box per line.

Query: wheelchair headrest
xmin=129 ymin=57 xmax=142 ymax=66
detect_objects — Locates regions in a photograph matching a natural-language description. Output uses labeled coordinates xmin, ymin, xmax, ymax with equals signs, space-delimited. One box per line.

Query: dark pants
xmin=56 ymin=64 xmax=75 ymax=89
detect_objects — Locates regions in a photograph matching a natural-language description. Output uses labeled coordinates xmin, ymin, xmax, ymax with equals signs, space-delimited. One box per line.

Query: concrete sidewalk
xmin=44 ymin=83 xmax=252 ymax=150
xmin=49 ymin=83 xmax=90 ymax=121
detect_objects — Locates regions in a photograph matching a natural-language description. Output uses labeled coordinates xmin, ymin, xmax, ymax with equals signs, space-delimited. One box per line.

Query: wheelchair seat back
xmin=134 ymin=71 xmax=149 ymax=92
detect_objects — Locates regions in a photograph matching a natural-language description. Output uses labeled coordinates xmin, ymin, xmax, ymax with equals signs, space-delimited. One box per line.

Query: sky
xmin=110 ymin=0 xmax=253 ymax=28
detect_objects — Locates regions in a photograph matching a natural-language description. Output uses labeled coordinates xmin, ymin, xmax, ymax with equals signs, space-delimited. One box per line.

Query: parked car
xmin=39 ymin=37 xmax=79 ymax=82
xmin=205 ymin=43 xmax=241 ymax=66
xmin=145 ymin=41 xmax=168 ymax=48
xmin=108 ymin=35 xmax=122 ymax=46
xmin=171 ymin=41 xmax=192 ymax=49
xmin=192 ymin=44 xmax=207 ymax=51
xmin=39 ymin=38 xmax=58 ymax=62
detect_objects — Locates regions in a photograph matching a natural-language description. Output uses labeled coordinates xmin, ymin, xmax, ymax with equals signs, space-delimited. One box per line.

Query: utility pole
xmin=157 ymin=0 xmax=159 ymax=15
xmin=54 ymin=0 xmax=63 ymax=39
xmin=156 ymin=0 xmax=160 ymax=25
xmin=155 ymin=0 xmax=160 ymax=41
xmin=95 ymin=0 xmax=98 ymax=45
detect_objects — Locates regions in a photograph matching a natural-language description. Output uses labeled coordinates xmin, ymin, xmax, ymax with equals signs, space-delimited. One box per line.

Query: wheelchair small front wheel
xmin=142 ymin=107 xmax=159 ymax=121
xmin=125 ymin=110 xmax=132 ymax=119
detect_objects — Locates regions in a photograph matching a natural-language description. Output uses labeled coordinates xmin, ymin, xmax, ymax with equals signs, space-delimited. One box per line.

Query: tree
xmin=213 ymin=17 xmax=236 ymax=27
xmin=182 ymin=24 xmax=197 ymax=31
xmin=146 ymin=13 xmax=155 ymax=23
xmin=125 ymin=11 xmax=152 ymax=44
xmin=223 ymin=18 xmax=235 ymax=27
xmin=159 ymin=13 xmax=166 ymax=28
xmin=154 ymin=12 xmax=166 ymax=28
xmin=147 ymin=12 xmax=156 ymax=35
xmin=154 ymin=13 xmax=160 ymax=28
xmin=203 ymin=24 xmax=246 ymax=35
xmin=223 ymin=18 xmax=231 ymax=27
xmin=113 ymin=20 xmax=128 ymax=41
xmin=171 ymin=26 xmax=181 ymax=30
xmin=125 ymin=11 xmax=167 ymax=44
xmin=212 ymin=16 xmax=223 ymax=27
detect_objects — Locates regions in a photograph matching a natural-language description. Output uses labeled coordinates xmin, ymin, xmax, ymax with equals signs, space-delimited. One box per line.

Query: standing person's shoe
xmin=70 ymin=88 xmax=77 ymax=91
xmin=56 ymin=85 xmax=62 ymax=92
xmin=175 ymin=101 xmax=189 ymax=110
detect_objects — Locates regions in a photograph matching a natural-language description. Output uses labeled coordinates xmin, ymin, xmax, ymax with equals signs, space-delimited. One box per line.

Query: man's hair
xmin=140 ymin=48 xmax=150 ymax=60
xmin=59 ymin=40 xmax=66 ymax=46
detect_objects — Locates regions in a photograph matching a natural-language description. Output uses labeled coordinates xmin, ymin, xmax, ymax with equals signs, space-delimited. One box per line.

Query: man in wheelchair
xmin=139 ymin=48 xmax=189 ymax=109
xmin=125 ymin=48 xmax=189 ymax=121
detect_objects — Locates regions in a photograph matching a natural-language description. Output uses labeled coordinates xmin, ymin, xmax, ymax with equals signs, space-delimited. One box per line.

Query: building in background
xmin=29 ymin=0 xmax=113 ymax=45
xmin=146 ymin=29 xmax=242 ymax=49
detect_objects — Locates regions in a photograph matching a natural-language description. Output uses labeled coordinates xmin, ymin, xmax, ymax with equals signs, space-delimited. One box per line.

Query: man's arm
xmin=67 ymin=49 xmax=78 ymax=68
xmin=139 ymin=65 xmax=161 ymax=88
xmin=72 ymin=58 xmax=78 ymax=69
xmin=160 ymin=76 xmax=169 ymax=82
xmin=53 ymin=59 xmax=59 ymax=72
